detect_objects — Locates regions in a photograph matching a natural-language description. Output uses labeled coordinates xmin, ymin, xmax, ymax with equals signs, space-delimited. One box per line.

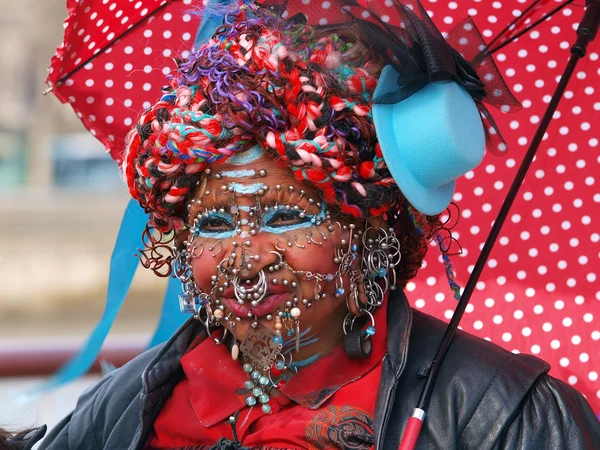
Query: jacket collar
xmin=138 ymin=289 xmax=413 ymax=447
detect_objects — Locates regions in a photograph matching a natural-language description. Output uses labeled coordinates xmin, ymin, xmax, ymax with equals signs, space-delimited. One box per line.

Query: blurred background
xmin=0 ymin=0 xmax=165 ymax=434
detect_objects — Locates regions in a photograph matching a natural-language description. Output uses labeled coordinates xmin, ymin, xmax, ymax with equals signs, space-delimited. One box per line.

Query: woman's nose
xmin=226 ymin=237 xmax=283 ymax=281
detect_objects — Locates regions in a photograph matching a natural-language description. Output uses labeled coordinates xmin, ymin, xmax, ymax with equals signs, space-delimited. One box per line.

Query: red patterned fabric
xmin=48 ymin=0 xmax=600 ymax=414
xmin=147 ymin=304 xmax=386 ymax=449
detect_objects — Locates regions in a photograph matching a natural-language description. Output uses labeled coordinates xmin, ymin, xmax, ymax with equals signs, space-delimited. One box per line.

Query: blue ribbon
xmin=193 ymin=0 xmax=236 ymax=50
xmin=32 ymin=2 xmax=234 ymax=395
xmin=36 ymin=199 xmax=147 ymax=391
xmin=147 ymin=0 xmax=230 ymax=348
xmin=148 ymin=275 xmax=186 ymax=348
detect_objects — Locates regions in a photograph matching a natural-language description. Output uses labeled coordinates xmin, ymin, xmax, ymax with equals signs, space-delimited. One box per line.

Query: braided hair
xmin=123 ymin=2 xmax=447 ymax=287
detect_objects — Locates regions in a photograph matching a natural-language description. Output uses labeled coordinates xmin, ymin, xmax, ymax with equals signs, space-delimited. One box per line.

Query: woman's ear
xmin=367 ymin=215 xmax=388 ymax=231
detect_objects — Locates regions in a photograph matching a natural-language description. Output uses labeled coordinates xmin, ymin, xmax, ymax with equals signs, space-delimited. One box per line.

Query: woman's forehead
xmin=206 ymin=157 xmax=312 ymax=193
xmin=192 ymin=155 xmax=324 ymax=209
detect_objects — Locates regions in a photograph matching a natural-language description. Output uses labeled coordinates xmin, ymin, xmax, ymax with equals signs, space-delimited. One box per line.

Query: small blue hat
xmin=372 ymin=65 xmax=486 ymax=216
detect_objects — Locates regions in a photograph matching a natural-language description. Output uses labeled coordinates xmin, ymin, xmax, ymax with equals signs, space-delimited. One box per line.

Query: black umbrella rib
xmin=50 ymin=0 xmax=177 ymax=89
xmin=489 ymin=0 xmax=577 ymax=54
xmin=487 ymin=0 xmax=547 ymax=51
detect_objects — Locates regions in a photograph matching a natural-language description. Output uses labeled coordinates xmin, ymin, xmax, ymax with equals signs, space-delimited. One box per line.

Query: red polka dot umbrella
xmin=46 ymin=0 xmax=600 ymax=415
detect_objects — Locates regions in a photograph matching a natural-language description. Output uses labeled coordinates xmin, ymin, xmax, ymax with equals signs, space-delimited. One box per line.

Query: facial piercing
xmin=210 ymin=241 xmax=224 ymax=258
xmin=293 ymin=236 xmax=306 ymax=249
xmin=343 ymin=310 xmax=376 ymax=360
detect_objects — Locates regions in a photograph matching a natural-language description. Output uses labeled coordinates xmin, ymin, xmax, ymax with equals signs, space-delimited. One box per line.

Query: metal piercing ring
xmin=345 ymin=289 xmax=361 ymax=312
xmin=275 ymin=240 xmax=287 ymax=252
xmin=350 ymin=309 xmax=375 ymax=334
xmin=217 ymin=258 xmax=230 ymax=273
xmin=210 ymin=241 xmax=224 ymax=258
xmin=191 ymin=243 xmax=204 ymax=258
xmin=308 ymin=233 xmax=323 ymax=245
xmin=294 ymin=236 xmax=306 ymax=249
xmin=268 ymin=250 xmax=284 ymax=265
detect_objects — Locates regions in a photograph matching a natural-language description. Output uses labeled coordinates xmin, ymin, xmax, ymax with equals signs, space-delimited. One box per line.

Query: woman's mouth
xmin=222 ymin=292 xmax=291 ymax=318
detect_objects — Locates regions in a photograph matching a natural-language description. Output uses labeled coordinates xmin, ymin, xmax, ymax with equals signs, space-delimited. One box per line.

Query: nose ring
xmin=233 ymin=269 xmax=267 ymax=306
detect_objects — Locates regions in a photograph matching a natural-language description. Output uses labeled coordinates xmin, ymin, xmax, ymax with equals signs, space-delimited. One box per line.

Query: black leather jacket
xmin=28 ymin=290 xmax=599 ymax=449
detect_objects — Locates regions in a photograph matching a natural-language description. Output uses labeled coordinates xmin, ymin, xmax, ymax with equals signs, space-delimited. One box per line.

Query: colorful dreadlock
xmin=123 ymin=1 xmax=400 ymax=232
xmin=407 ymin=205 xmax=462 ymax=299
xmin=123 ymin=1 xmax=450 ymax=289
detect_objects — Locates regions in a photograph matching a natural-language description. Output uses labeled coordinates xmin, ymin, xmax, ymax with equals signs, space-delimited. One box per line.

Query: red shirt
xmin=147 ymin=305 xmax=387 ymax=450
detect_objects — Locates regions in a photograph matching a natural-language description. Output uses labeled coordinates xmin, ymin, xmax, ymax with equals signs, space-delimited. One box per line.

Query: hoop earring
xmin=360 ymin=226 xmax=401 ymax=309
xmin=343 ymin=310 xmax=376 ymax=360
xmin=174 ymin=247 xmax=205 ymax=316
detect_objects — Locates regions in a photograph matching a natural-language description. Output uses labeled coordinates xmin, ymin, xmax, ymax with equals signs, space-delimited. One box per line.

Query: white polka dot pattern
xmin=46 ymin=0 xmax=599 ymax=413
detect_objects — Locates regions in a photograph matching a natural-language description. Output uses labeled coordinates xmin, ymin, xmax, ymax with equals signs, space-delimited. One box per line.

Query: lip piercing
xmin=233 ymin=270 xmax=267 ymax=305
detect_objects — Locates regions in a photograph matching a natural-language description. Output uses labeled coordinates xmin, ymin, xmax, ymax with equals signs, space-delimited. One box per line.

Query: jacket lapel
xmin=373 ymin=290 xmax=413 ymax=450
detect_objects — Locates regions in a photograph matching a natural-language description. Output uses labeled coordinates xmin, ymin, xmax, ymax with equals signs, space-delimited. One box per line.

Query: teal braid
xmin=408 ymin=206 xmax=462 ymax=301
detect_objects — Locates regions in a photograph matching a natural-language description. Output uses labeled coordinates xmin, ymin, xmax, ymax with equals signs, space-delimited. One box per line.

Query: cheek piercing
xmin=294 ymin=237 xmax=306 ymax=249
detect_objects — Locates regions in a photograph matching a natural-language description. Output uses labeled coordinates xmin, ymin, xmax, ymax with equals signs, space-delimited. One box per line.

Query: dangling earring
xmin=175 ymin=245 xmax=224 ymax=345
xmin=359 ymin=226 xmax=401 ymax=310
xmin=343 ymin=309 xmax=376 ymax=360
xmin=174 ymin=246 xmax=204 ymax=316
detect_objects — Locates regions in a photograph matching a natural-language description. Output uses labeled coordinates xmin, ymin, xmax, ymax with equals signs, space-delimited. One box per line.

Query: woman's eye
xmin=266 ymin=210 xmax=310 ymax=228
xmin=198 ymin=216 xmax=234 ymax=232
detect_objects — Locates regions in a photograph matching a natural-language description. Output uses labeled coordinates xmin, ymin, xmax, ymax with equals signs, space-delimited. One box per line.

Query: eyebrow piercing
xmin=275 ymin=240 xmax=287 ymax=252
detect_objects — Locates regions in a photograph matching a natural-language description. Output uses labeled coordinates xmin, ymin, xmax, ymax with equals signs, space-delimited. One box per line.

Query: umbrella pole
xmin=398 ymin=2 xmax=600 ymax=449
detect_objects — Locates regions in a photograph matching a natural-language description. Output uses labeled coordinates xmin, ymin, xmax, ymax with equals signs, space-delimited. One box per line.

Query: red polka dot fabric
xmin=47 ymin=0 xmax=600 ymax=413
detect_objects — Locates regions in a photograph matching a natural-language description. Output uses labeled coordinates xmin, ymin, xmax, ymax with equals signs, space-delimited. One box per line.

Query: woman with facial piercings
xmin=36 ymin=2 xmax=599 ymax=450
